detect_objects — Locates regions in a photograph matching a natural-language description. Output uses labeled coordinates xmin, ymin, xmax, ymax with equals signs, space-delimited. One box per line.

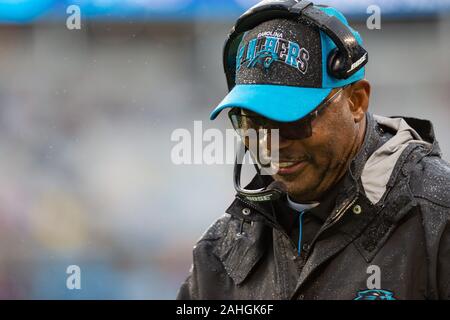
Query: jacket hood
xmin=361 ymin=115 xmax=434 ymax=204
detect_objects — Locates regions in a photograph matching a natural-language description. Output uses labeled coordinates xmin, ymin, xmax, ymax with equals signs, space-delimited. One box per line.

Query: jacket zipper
xmin=305 ymin=194 xmax=359 ymax=259
xmin=328 ymin=195 xmax=359 ymax=226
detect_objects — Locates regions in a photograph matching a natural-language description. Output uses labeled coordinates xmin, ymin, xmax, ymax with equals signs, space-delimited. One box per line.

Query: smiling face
xmin=244 ymin=80 xmax=370 ymax=202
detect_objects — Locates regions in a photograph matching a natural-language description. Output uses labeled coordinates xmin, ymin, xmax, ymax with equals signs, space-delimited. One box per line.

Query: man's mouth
xmin=271 ymin=159 xmax=308 ymax=175
xmin=277 ymin=161 xmax=299 ymax=168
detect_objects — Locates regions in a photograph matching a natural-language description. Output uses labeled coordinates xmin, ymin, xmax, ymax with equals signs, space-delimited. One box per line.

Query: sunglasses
xmin=228 ymin=86 xmax=347 ymax=140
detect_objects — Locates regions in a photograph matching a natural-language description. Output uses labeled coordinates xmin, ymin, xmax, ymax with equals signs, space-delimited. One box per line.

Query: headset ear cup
xmin=327 ymin=48 xmax=348 ymax=79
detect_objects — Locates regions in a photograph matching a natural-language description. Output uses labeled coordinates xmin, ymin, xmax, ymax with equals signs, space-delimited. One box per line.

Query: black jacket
xmin=177 ymin=113 xmax=450 ymax=300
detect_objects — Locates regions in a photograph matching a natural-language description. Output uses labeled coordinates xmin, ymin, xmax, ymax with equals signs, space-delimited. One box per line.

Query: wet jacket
xmin=177 ymin=113 xmax=450 ymax=300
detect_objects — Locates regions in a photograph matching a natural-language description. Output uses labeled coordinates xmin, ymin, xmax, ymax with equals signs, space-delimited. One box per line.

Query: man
xmin=177 ymin=1 xmax=450 ymax=300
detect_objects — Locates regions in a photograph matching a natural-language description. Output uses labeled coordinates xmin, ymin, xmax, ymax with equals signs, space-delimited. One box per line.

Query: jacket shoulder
xmin=407 ymin=153 xmax=450 ymax=299
xmin=192 ymin=213 xmax=242 ymax=261
xmin=195 ymin=213 xmax=237 ymax=244
xmin=177 ymin=213 xmax=238 ymax=300
xmin=408 ymin=153 xmax=450 ymax=209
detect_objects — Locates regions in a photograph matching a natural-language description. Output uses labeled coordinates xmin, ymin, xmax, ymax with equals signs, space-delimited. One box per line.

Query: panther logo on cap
xmin=247 ymin=49 xmax=279 ymax=71
xmin=236 ymin=35 xmax=309 ymax=74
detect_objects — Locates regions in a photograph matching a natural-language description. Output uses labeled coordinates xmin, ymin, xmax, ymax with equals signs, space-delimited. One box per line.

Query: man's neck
xmin=328 ymin=114 xmax=367 ymax=193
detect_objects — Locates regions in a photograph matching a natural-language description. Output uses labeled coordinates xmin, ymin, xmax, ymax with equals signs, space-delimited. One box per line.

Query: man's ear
xmin=347 ymin=79 xmax=371 ymax=123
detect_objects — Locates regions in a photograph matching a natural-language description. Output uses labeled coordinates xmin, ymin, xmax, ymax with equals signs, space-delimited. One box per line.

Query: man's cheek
xmin=307 ymin=149 xmax=330 ymax=167
xmin=315 ymin=138 xmax=339 ymax=162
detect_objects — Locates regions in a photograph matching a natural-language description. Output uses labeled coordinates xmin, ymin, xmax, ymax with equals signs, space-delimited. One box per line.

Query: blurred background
xmin=0 ymin=0 xmax=449 ymax=299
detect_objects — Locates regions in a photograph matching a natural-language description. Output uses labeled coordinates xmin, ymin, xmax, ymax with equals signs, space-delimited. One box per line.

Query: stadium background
xmin=0 ymin=0 xmax=449 ymax=299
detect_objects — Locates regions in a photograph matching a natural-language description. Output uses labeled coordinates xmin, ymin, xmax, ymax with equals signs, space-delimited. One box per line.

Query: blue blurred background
xmin=0 ymin=0 xmax=449 ymax=299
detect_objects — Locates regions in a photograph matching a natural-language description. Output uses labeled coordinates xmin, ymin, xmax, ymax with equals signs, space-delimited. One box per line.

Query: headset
xmin=223 ymin=0 xmax=368 ymax=90
xmin=225 ymin=0 xmax=368 ymax=202
xmin=234 ymin=142 xmax=288 ymax=203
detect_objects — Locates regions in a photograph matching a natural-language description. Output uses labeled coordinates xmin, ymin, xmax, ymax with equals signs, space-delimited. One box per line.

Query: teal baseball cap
xmin=210 ymin=6 xmax=365 ymax=122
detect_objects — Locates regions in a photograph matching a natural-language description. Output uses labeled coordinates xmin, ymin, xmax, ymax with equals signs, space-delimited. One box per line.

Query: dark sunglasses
xmin=228 ymin=86 xmax=347 ymax=140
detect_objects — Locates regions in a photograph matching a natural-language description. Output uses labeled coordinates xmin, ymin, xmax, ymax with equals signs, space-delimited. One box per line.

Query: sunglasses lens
xmin=229 ymin=110 xmax=313 ymax=140
xmin=279 ymin=120 xmax=312 ymax=139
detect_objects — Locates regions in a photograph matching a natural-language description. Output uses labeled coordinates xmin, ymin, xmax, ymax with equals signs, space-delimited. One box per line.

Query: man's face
xmin=243 ymin=84 xmax=367 ymax=202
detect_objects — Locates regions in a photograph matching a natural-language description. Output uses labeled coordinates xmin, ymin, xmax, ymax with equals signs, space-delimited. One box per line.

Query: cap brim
xmin=210 ymin=84 xmax=332 ymax=122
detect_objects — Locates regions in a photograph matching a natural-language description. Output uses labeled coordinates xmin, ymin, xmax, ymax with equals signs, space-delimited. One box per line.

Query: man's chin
xmin=272 ymin=167 xmax=321 ymax=197
xmin=273 ymin=180 xmax=310 ymax=199
xmin=273 ymin=176 xmax=318 ymax=200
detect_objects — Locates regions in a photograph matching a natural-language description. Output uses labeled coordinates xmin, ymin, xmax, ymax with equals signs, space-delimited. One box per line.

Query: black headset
xmin=226 ymin=0 xmax=368 ymax=202
xmin=223 ymin=0 xmax=368 ymax=91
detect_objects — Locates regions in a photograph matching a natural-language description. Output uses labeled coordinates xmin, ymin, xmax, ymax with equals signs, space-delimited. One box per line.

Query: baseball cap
xmin=210 ymin=6 xmax=365 ymax=122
